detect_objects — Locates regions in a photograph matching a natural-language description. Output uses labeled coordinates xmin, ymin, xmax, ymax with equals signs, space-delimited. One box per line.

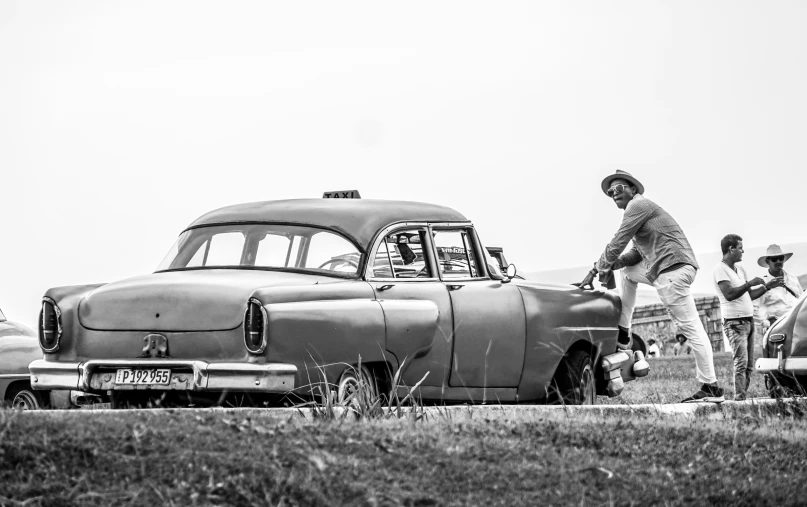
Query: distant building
xmin=632 ymin=296 xmax=725 ymax=352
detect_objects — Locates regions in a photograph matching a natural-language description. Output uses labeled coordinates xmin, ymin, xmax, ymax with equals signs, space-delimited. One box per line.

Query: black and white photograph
xmin=2 ymin=1 xmax=806 ymax=505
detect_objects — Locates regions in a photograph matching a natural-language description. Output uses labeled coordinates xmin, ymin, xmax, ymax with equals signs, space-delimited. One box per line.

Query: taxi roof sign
xmin=323 ymin=190 xmax=361 ymax=199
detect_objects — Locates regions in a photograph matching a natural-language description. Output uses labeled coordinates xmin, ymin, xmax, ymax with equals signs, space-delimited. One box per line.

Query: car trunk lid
xmin=78 ymin=269 xmax=334 ymax=331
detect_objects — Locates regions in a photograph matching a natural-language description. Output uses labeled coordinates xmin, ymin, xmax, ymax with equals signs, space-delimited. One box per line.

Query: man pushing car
xmin=577 ymin=170 xmax=725 ymax=403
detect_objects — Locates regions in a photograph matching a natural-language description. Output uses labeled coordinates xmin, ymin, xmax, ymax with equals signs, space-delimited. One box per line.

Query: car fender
xmin=513 ymin=281 xmax=621 ymax=401
xmin=263 ymin=299 xmax=388 ymax=395
xmin=42 ymin=284 xmax=106 ymax=359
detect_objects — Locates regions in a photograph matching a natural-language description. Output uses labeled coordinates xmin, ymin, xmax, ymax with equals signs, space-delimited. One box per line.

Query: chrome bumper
xmin=29 ymin=359 xmax=296 ymax=393
xmin=756 ymin=357 xmax=807 ymax=374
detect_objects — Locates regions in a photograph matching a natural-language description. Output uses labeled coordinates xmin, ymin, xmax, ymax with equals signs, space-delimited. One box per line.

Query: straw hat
xmin=757 ymin=244 xmax=793 ymax=267
xmin=600 ymin=170 xmax=645 ymax=196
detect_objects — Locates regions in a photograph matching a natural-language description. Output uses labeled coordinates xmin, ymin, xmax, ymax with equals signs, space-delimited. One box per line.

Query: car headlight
xmin=244 ymin=299 xmax=267 ymax=354
xmin=39 ymin=297 xmax=62 ymax=353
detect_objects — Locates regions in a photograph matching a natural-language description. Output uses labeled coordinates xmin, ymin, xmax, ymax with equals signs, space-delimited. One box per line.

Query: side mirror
xmin=0 ymin=308 xmax=5 ymax=322
xmin=501 ymin=264 xmax=517 ymax=283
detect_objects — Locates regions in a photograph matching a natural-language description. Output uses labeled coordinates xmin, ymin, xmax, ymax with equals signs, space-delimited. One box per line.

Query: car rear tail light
xmin=39 ymin=297 xmax=62 ymax=353
xmin=244 ymin=299 xmax=267 ymax=354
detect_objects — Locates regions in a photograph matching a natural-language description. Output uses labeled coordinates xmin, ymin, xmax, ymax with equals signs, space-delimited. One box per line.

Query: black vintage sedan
xmin=30 ymin=197 xmax=647 ymax=407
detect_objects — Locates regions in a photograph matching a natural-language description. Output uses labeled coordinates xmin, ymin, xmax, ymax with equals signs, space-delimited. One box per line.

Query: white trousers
xmin=620 ymin=263 xmax=718 ymax=385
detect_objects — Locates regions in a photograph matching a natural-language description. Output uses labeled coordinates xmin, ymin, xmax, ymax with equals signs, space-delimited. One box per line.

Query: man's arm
xmin=612 ymin=248 xmax=642 ymax=271
xmin=717 ymin=277 xmax=779 ymax=301
xmin=596 ymin=201 xmax=651 ymax=272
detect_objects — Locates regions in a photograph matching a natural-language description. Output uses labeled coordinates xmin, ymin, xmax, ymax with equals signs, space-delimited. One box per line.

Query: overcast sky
xmin=2 ymin=1 xmax=806 ymax=327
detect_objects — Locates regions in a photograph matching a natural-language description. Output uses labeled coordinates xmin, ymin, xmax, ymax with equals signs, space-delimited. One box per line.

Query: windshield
xmin=156 ymin=224 xmax=361 ymax=276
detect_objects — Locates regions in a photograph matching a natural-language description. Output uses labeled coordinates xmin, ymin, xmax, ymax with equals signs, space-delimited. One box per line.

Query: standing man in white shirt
xmin=756 ymin=244 xmax=803 ymax=327
xmin=713 ymin=234 xmax=783 ymax=401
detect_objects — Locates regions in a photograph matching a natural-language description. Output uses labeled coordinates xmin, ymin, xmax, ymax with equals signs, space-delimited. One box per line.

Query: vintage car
xmin=30 ymin=196 xmax=648 ymax=407
xmin=755 ymin=291 xmax=807 ymax=396
xmin=1 ymin=308 xmax=51 ymax=409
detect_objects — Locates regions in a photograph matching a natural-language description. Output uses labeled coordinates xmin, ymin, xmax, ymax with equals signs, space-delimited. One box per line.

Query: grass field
xmin=603 ymin=350 xmax=769 ymax=405
xmin=2 ymin=353 xmax=806 ymax=506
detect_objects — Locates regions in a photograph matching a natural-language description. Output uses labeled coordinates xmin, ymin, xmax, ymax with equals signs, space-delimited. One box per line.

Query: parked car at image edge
xmin=1 ymin=308 xmax=50 ymax=409
xmin=29 ymin=195 xmax=648 ymax=408
xmin=756 ymin=291 xmax=807 ymax=396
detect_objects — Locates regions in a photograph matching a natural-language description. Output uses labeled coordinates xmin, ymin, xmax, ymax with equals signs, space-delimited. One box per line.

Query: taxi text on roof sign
xmin=323 ymin=190 xmax=361 ymax=199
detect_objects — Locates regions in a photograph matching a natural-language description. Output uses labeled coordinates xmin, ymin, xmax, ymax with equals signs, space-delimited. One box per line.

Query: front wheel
xmin=9 ymin=385 xmax=46 ymax=410
xmin=549 ymin=350 xmax=596 ymax=405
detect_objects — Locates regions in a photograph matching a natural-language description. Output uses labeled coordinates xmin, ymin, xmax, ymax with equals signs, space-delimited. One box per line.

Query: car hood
xmin=78 ymin=269 xmax=338 ymax=332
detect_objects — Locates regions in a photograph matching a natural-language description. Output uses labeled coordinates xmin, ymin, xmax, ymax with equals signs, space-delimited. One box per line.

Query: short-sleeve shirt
xmin=758 ymin=269 xmax=804 ymax=321
xmin=713 ymin=262 xmax=754 ymax=319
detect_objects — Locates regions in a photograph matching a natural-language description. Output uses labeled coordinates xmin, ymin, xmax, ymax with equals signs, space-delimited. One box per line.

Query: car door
xmin=367 ymin=226 xmax=454 ymax=388
xmin=430 ymin=226 xmax=526 ymax=388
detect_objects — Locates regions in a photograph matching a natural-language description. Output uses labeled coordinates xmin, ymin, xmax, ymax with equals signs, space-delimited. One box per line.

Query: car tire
xmin=765 ymin=373 xmax=806 ymax=399
xmin=8 ymin=385 xmax=46 ymax=410
xmin=336 ymin=365 xmax=378 ymax=407
xmin=549 ymin=350 xmax=596 ymax=406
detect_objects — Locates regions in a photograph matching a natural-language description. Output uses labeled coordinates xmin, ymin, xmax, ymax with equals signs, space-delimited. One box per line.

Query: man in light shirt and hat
xmin=757 ymin=244 xmax=803 ymax=327
xmin=578 ymin=170 xmax=725 ymax=403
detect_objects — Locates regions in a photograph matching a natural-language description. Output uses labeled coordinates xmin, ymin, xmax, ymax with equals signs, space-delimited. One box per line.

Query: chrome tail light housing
xmin=39 ymin=297 xmax=62 ymax=353
xmin=244 ymin=299 xmax=267 ymax=354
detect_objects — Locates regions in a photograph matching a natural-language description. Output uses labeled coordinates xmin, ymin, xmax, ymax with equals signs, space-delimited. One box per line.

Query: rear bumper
xmin=29 ymin=359 xmax=296 ymax=393
xmin=756 ymin=357 xmax=807 ymax=374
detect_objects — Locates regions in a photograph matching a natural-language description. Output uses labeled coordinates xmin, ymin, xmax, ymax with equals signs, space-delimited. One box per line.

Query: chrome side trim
xmin=29 ymin=359 xmax=297 ymax=392
xmin=756 ymin=357 xmax=807 ymax=374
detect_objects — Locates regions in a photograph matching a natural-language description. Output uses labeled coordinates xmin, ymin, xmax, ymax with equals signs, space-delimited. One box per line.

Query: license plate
xmin=115 ymin=369 xmax=171 ymax=385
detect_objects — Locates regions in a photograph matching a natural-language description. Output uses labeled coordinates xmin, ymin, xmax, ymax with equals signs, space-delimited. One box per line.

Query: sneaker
xmin=681 ymin=384 xmax=725 ymax=403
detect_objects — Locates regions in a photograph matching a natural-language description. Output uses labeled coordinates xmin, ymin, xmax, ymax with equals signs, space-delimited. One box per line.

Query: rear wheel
xmin=765 ymin=373 xmax=807 ymax=398
xmin=8 ymin=385 xmax=46 ymax=410
xmin=336 ymin=365 xmax=378 ymax=409
xmin=549 ymin=350 xmax=596 ymax=405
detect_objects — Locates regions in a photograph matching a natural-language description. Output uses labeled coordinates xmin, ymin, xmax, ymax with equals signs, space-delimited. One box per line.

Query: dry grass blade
xmin=293 ymin=355 xmax=429 ymax=421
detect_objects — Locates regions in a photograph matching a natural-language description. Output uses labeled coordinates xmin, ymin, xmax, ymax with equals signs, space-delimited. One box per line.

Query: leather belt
xmin=658 ymin=262 xmax=692 ymax=276
xmin=724 ymin=316 xmax=753 ymax=325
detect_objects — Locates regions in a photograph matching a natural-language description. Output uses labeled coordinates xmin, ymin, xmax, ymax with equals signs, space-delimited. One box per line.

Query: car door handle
xmin=376 ymin=284 xmax=395 ymax=291
xmin=447 ymin=284 xmax=464 ymax=291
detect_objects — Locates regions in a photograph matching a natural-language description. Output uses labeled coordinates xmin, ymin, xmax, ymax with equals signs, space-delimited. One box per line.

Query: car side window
xmin=369 ymin=228 xmax=432 ymax=279
xmin=370 ymin=238 xmax=395 ymax=278
xmin=303 ymin=231 xmax=360 ymax=273
xmin=432 ymin=229 xmax=479 ymax=279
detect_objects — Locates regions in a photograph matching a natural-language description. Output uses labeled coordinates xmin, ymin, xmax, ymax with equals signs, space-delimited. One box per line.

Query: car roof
xmin=187 ymin=198 xmax=468 ymax=251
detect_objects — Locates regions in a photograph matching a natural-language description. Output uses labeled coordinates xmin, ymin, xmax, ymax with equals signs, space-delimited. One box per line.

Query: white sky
xmin=2 ymin=1 xmax=806 ymax=327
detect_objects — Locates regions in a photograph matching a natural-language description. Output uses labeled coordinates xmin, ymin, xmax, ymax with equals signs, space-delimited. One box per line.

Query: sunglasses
xmin=606 ymin=183 xmax=632 ymax=197
xmin=767 ymin=255 xmax=786 ymax=263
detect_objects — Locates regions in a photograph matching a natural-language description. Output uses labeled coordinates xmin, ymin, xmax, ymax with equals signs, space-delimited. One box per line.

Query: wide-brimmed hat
xmin=600 ymin=170 xmax=645 ymax=196
xmin=757 ymin=244 xmax=793 ymax=267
